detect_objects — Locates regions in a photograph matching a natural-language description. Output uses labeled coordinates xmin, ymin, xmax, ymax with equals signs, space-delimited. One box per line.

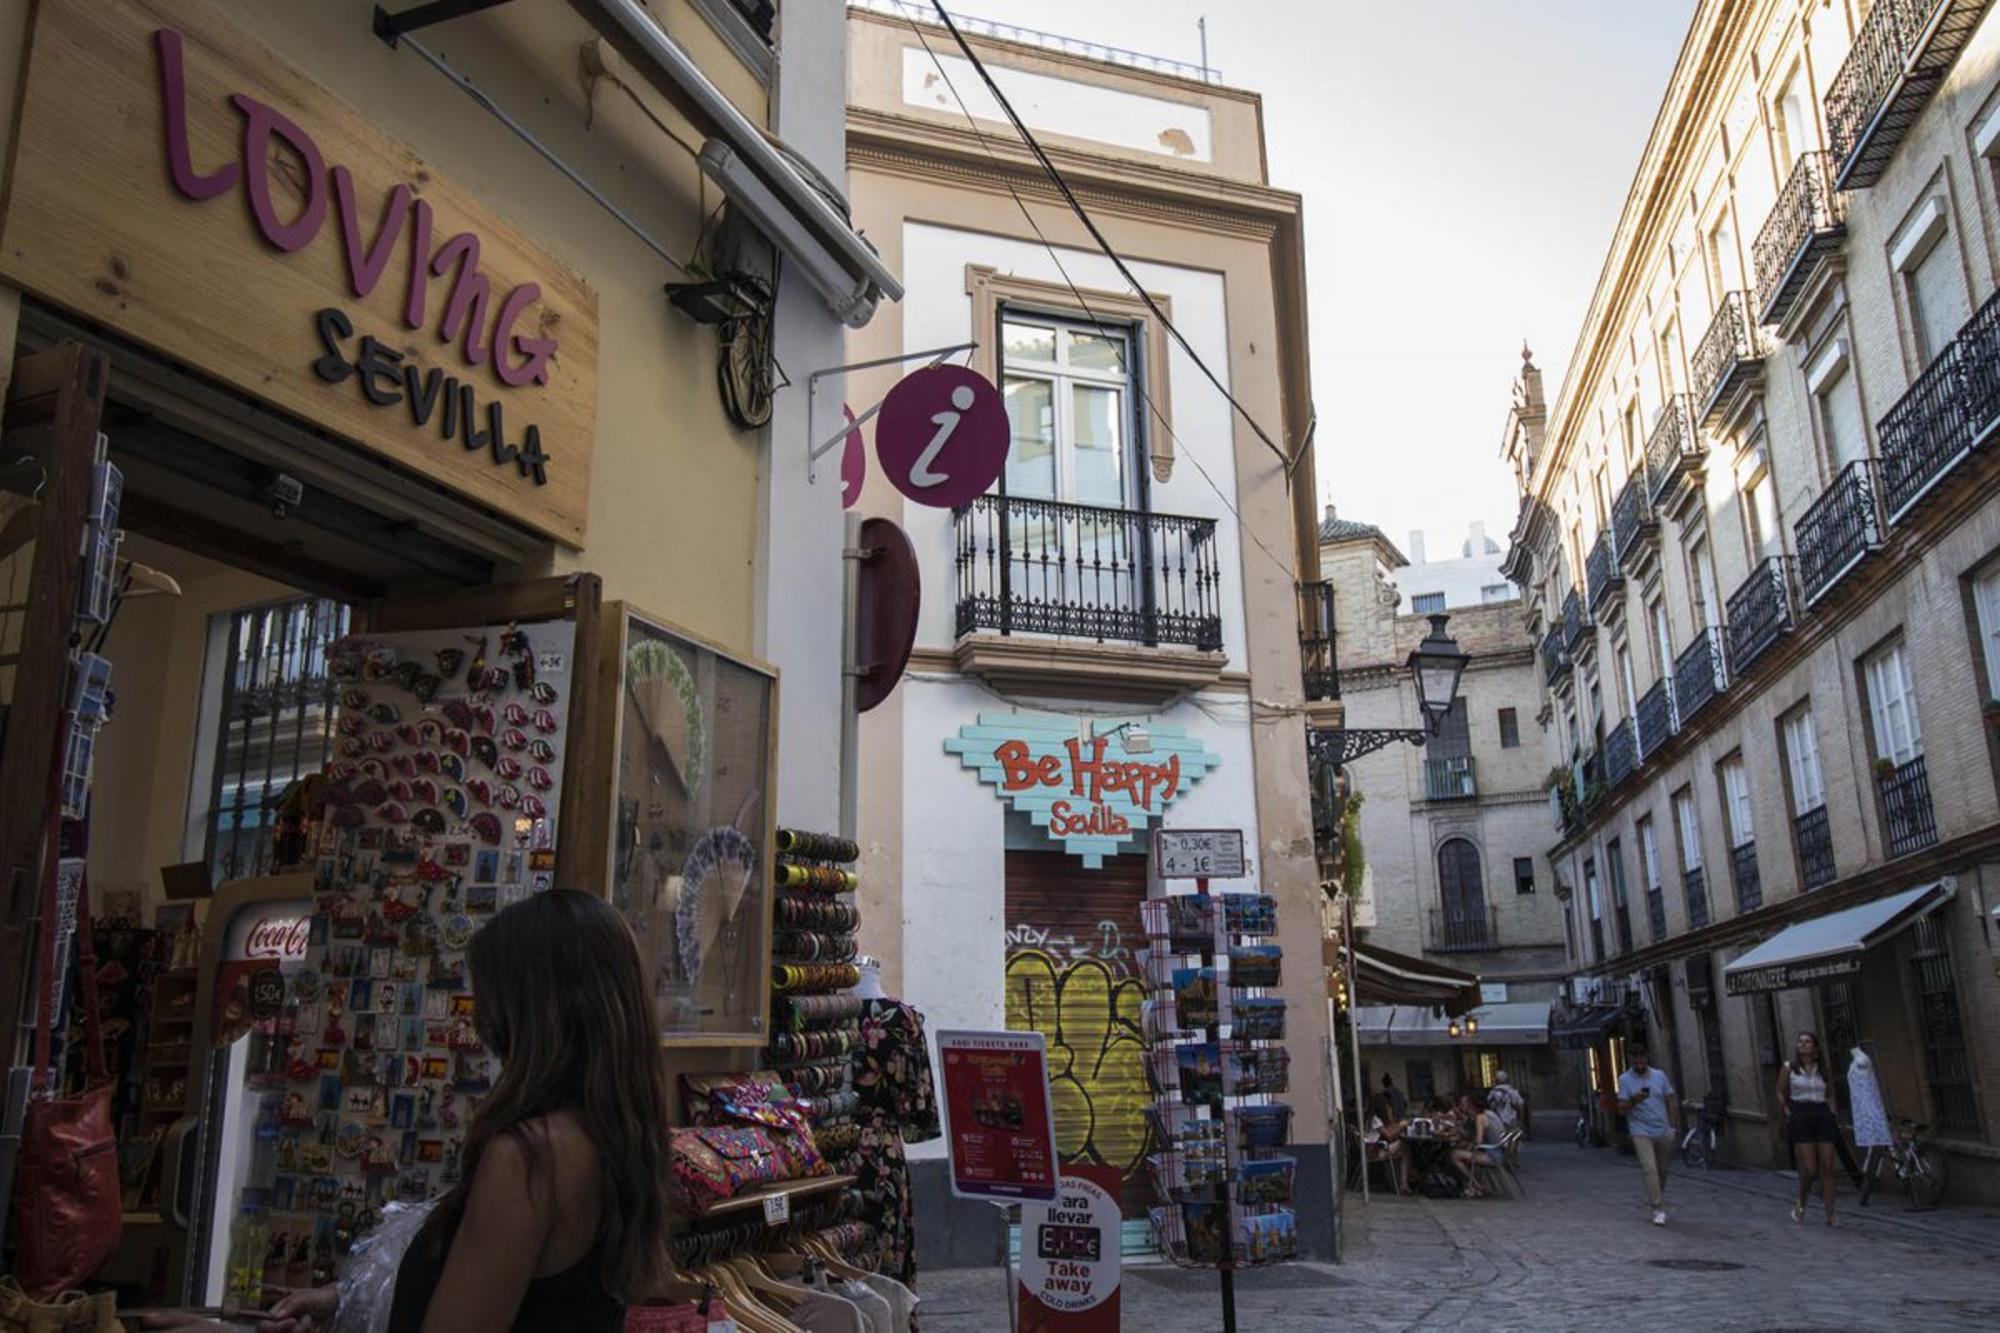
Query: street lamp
xmin=1306 ymin=613 xmax=1470 ymax=769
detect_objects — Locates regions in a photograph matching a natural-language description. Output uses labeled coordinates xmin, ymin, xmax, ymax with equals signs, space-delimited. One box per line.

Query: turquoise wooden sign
xmin=944 ymin=712 xmax=1219 ymax=867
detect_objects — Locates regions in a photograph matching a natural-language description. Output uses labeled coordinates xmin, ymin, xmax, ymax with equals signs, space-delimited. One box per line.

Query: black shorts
xmin=1789 ymin=1100 xmax=1840 ymax=1144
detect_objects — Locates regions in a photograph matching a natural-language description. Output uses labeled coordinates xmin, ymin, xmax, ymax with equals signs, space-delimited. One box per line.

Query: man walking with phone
xmin=1617 ymin=1044 xmax=1679 ymax=1226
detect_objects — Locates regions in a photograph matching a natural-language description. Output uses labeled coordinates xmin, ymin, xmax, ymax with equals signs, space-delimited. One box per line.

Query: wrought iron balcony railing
xmin=1604 ymin=717 xmax=1638 ymax=789
xmin=1795 ymin=460 xmax=1884 ymax=608
xmin=1880 ymin=287 xmax=2000 ymax=524
xmin=1827 ymin=0 xmax=1990 ymax=190
xmin=954 ymin=495 xmax=1222 ymax=648
xmin=1586 ymin=528 xmax=1623 ymax=617
xmin=1612 ymin=471 xmax=1658 ymax=571
xmin=1637 ymin=677 xmax=1677 ymax=758
xmin=1561 ymin=587 xmax=1593 ymax=659
xmin=1298 ymin=579 xmax=1340 ymax=701
xmin=1725 ymin=556 xmax=1797 ymax=677
xmin=1542 ymin=625 xmax=1572 ymax=687
xmin=1753 ymin=152 xmax=1848 ymax=325
xmin=1645 ymin=395 xmax=1705 ymax=509
xmin=1673 ymin=627 xmax=1728 ymax=730
xmin=1692 ymin=292 xmax=1766 ymax=426
xmin=1729 ymin=840 xmax=1762 ymax=914
xmin=1879 ymin=755 xmax=1939 ymax=857
xmin=1645 ymin=884 xmax=1668 ymax=941
xmin=1794 ymin=804 xmax=1836 ymax=890
xmin=1423 ymin=755 xmax=1477 ymax=802
xmin=1683 ymin=865 xmax=1710 ymax=930
xmin=1428 ymin=906 xmax=1499 ymax=954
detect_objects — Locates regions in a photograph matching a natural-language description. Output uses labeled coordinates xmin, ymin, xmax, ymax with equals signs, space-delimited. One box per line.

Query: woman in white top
xmin=1775 ymin=1031 xmax=1841 ymax=1226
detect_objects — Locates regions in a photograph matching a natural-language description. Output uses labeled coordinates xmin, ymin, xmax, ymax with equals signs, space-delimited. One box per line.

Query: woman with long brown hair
xmin=157 ymin=889 xmax=670 ymax=1332
xmin=1777 ymin=1029 xmax=1841 ymax=1227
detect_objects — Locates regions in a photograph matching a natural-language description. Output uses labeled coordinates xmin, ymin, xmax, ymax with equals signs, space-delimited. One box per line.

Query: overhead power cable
xmin=928 ymin=2 xmax=1297 ymax=473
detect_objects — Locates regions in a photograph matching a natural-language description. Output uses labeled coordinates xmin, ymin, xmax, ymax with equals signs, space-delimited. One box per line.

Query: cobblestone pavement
xmin=917 ymin=1142 xmax=2000 ymax=1331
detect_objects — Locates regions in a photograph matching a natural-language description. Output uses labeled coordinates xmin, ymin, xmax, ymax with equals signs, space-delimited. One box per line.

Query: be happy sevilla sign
xmin=944 ymin=713 xmax=1218 ymax=866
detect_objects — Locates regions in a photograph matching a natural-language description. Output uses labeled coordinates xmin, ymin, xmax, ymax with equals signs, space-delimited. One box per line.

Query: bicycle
xmin=1679 ymin=1100 xmax=1726 ymax=1169
xmin=1859 ymin=1116 xmax=1949 ymax=1209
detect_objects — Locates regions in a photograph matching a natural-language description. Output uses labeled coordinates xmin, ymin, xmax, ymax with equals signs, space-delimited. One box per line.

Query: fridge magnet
xmin=427 ymin=958 xmax=467 ymax=991
xmin=418 ymin=1138 xmax=443 ymax=1164
xmin=349 ymin=979 xmax=374 ymax=1012
xmin=316 ymin=1048 xmax=341 ymax=1072
xmin=440 ymin=1142 xmax=462 ymax=1187
xmin=441 ymin=842 xmax=471 ymax=868
xmin=465 ymin=884 xmax=496 ymax=913
xmin=301 ymin=1145 xmax=334 ymax=1179
xmin=453 ymin=1052 xmax=491 ymax=1093
xmin=396 ymin=1167 xmax=429 ymax=1203
xmin=361 ymin=1135 xmax=397 ymax=1175
xmin=529 ymin=848 xmax=557 ymax=873
xmin=317 ymin=1074 xmax=342 ymax=1113
xmin=374 ymin=1015 xmax=399 ymax=1050
xmin=415 ymin=1089 xmax=436 ymax=1129
xmin=343 ymin=1086 xmax=376 ymax=1117
xmin=472 ymin=849 xmax=500 ymax=884
xmin=370 ymin=948 xmax=394 ymax=979
xmin=503 ymin=852 xmax=526 ymax=881
xmin=438 ymin=1090 xmax=460 ymax=1130
xmin=449 ymin=993 xmax=476 ymax=1019
xmin=400 ymin=1017 xmax=424 ymax=1051
xmin=390 ymin=1092 xmax=415 ymax=1129
xmin=399 ymin=1131 xmax=419 ymax=1167
xmin=440 ymin=913 xmax=475 ymax=951
xmin=281 ymin=1091 xmax=315 ymax=1128
xmin=423 ymin=1054 xmax=449 ymax=1081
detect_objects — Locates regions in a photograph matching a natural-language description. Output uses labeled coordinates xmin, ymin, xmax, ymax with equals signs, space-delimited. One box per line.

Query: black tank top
xmin=386 ymin=1203 xmax=623 ymax=1333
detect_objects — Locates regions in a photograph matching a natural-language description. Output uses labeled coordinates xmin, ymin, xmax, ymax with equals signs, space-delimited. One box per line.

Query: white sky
xmin=929 ymin=0 xmax=1698 ymax=557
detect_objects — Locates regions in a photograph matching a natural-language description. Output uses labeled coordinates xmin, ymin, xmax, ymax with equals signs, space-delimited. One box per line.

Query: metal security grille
xmin=1908 ymin=915 xmax=1978 ymax=1132
xmin=202 ymin=597 xmax=348 ymax=884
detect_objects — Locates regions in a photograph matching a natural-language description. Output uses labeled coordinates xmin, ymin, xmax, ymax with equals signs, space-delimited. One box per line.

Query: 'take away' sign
xmin=944 ymin=713 xmax=1218 ymax=867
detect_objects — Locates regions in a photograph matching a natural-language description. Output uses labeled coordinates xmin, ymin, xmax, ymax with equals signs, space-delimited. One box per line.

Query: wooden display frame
xmin=584 ymin=602 xmax=779 ymax=1048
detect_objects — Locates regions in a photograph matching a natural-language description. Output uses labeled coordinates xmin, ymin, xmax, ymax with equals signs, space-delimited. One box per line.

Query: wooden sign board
xmin=0 ymin=0 xmax=599 ymax=546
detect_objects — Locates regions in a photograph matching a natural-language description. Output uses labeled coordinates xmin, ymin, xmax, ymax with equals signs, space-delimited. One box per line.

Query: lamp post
xmin=1307 ymin=613 xmax=1469 ymax=770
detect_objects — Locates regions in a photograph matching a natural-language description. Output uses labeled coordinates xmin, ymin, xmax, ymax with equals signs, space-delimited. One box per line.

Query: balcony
xmin=1423 ymin=755 xmax=1477 ymax=802
xmin=1561 ymin=587 xmax=1592 ymax=656
xmin=1729 ymin=841 xmax=1762 ymax=914
xmin=1683 ymin=866 xmax=1710 ymax=930
xmin=1542 ymin=625 xmax=1572 ymax=687
xmin=1297 ymin=580 xmax=1340 ymax=702
xmin=1879 ymin=755 xmax=1939 ymax=857
xmin=1725 ymin=556 xmax=1798 ymax=677
xmin=1672 ymin=628 xmax=1728 ymax=730
xmin=1752 ymin=152 xmax=1847 ymax=326
xmin=1637 ymin=677 xmax=1677 ymax=758
xmin=1604 ymin=718 xmax=1638 ymax=789
xmin=1794 ymin=804 xmax=1836 ymax=890
xmin=1644 ymin=395 xmax=1705 ymax=511
xmin=1612 ymin=472 xmax=1658 ymax=571
xmin=1429 ymin=906 xmax=1499 ymax=954
xmin=1645 ymin=884 xmax=1668 ymax=941
xmin=1795 ymin=460 xmax=1884 ymax=607
xmin=1586 ymin=529 xmax=1623 ymax=618
xmin=1879 ymin=288 xmax=2000 ymax=524
xmin=1826 ymin=0 xmax=1992 ymax=191
xmin=1692 ymin=292 xmax=1768 ymax=426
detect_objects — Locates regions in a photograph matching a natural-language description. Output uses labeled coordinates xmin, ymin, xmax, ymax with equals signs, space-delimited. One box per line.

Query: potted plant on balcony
xmin=1873 ymin=755 xmax=1899 ymax=781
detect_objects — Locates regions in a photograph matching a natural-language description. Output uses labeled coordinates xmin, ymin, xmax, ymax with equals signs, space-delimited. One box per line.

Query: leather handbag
xmin=0 ymin=1279 xmax=120 ymax=1333
xmin=10 ymin=794 xmax=121 ymax=1302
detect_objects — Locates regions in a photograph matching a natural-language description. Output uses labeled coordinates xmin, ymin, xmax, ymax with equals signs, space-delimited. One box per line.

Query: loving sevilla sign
xmin=944 ymin=713 xmax=1218 ymax=867
xmin=0 ymin=0 xmax=598 ymax=545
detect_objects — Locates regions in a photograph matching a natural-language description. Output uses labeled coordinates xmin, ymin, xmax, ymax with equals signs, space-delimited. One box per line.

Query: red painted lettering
xmin=996 ymin=739 xmax=1061 ymax=792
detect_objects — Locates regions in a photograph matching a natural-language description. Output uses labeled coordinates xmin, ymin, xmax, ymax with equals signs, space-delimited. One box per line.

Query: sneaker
xmin=1652 ymin=1210 xmax=1667 ymax=1226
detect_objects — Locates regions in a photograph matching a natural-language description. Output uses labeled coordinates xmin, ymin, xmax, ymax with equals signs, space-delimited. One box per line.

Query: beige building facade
xmin=1504 ymin=0 xmax=2000 ymax=1198
xmin=843 ymin=3 xmax=1330 ymax=1260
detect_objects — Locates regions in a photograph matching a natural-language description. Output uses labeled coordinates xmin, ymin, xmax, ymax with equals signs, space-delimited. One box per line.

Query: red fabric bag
xmin=10 ymin=798 xmax=120 ymax=1301
xmin=624 ymin=1296 xmax=731 ymax=1331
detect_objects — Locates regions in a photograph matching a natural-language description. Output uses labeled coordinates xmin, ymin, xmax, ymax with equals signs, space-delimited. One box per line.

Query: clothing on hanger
xmin=1847 ymin=1047 xmax=1892 ymax=1149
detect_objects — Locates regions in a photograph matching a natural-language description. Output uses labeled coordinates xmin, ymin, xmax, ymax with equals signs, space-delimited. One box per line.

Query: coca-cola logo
xmin=242 ymin=915 xmax=311 ymax=960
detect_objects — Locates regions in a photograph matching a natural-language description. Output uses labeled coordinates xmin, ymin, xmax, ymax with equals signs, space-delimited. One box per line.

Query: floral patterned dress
xmin=853 ymin=998 xmax=940 ymax=1286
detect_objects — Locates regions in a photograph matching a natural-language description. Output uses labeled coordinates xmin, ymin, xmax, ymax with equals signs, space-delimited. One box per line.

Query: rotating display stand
xmin=1140 ymin=886 xmax=1295 ymax=1332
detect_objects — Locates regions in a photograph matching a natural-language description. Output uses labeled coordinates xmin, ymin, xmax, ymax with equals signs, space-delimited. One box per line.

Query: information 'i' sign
xmin=874 ymin=364 xmax=1010 ymax=508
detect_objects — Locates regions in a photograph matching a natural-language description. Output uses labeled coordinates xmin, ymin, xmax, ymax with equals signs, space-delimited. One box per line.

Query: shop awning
xmin=1352 ymin=1002 xmax=1551 ymax=1048
xmin=1724 ymin=879 xmax=1955 ymax=995
xmin=1550 ymin=1004 xmax=1632 ymax=1049
xmin=1333 ymin=940 xmax=1482 ymax=1017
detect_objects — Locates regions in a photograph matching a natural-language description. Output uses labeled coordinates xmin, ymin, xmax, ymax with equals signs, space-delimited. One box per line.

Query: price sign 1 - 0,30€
xmin=1153 ymin=827 xmax=1246 ymax=880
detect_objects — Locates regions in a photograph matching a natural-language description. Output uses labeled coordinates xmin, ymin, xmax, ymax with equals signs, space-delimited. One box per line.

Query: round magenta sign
xmin=840 ymin=403 xmax=866 ymax=510
xmin=874 ymin=365 xmax=1009 ymax=508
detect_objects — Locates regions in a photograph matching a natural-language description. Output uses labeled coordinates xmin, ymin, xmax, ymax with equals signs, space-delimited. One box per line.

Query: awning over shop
xmin=1352 ymin=1002 xmax=1551 ymax=1047
xmin=1550 ymin=1004 xmax=1632 ymax=1049
xmin=1333 ymin=939 xmax=1482 ymax=1017
xmin=1724 ymin=879 xmax=1955 ymax=995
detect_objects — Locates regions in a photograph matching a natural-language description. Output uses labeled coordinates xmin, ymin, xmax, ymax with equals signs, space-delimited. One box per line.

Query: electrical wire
xmin=897 ymin=14 xmax=1303 ymax=589
xmin=928 ymin=1 xmax=1297 ymax=473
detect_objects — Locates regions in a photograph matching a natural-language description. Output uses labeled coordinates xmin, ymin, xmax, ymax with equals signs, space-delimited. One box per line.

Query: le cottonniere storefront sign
xmin=944 ymin=713 xmax=1217 ymax=866
xmin=0 ymin=0 xmax=599 ymax=546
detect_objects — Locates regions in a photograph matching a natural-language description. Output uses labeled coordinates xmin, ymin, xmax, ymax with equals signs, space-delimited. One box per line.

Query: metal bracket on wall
xmin=805 ymin=341 xmax=976 ymax=483
xmin=1307 ymin=722 xmax=1429 ymax=770
xmin=372 ymin=0 xmax=518 ymax=47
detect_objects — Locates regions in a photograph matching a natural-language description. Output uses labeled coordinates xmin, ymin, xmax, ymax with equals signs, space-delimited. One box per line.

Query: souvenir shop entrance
xmin=0 ymin=318 xmax=604 ymax=1307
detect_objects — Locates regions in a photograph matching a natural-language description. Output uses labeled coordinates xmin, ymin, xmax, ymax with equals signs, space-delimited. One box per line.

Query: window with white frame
xmin=1743 ymin=444 xmax=1782 ymax=562
xmin=1689 ymin=535 xmax=1722 ymax=632
xmin=1673 ymin=787 xmax=1703 ymax=871
xmin=1411 ymin=591 xmax=1446 ymax=615
xmin=1892 ymin=196 xmax=1969 ymax=367
xmin=1863 ymin=639 xmax=1924 ymax=767
xmin=1650 ymin=598 xmax=1674 ymax=682
xmin=1639 ymin=816 xmax=1663 ymax=891
xmin=1616 ymin=642 xmax=1638 ymax=720
xmin=1000 ymin=315 xmax=1137 ymax=508
xmin=1808 ymin=338 xmax=1869 ymax=472
xmin=1480 ymin=583 xmax=1511 ymax=604
xmin=1720 ymin=755 xmax=1755 ymax=848
xmin=1706 ymin=214 xmax=1736 ymax=303
xmin=1783 ymin=705 xmax=1827 ymax=814
xmin=1973 ymin=562 xmax=2000 ymax=700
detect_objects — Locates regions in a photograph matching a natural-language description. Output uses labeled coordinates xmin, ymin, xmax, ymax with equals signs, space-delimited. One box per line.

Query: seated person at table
xmin=1362 ymin=1093 xmax=1410 ymax=1195
xmin=1448 ymin=1094 xmax=1503 ymax=1198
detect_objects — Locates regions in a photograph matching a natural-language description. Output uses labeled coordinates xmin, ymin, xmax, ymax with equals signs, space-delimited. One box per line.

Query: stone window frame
xmin=965 ymin=264 xmax=1176 ymax=483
